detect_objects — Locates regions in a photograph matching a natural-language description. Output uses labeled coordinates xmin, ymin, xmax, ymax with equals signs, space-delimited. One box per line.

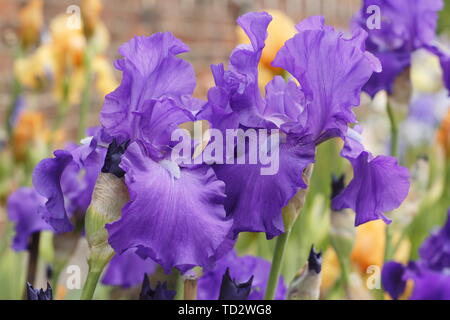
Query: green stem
xmin=264 ymin=230 xmax=290 ymax=300
xmin=386 ymin=101 xmax=398 ymax=158
xmin=174 ymin=270 xmax=184 ymax=300
xmin=78 ymin=45 xmax=93 ymax=141
xmin=80 ymin=269 xmax=102 ymax=300
xmin=383 ymin=100 xmax=398 ymax=264
xmin=80 ymin=256 xmax=110 ymax=300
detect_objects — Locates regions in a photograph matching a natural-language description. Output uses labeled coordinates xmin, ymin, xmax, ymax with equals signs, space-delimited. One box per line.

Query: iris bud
xmin=139 ymin=274 xmax=176 ymax=300
xmin=218 ymin=268 xmax=253 ymax=300
xmin=287 ymin=246 xmax=322 ymax=300
xmin=85 ymin=172 xmax=129 ymax=273
xmin=26 ymin=282 xmax=52 ymax=300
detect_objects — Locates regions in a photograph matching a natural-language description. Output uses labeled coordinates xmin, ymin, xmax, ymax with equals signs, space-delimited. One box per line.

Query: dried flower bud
xmin=287 ymin=246 xmax=322 ymax=300
xmin=85 ymin=172 xmax=129 ymax=270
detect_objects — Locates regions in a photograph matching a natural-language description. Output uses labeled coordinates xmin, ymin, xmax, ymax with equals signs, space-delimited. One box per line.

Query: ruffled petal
xmin=107 ymin=142 xmax=232 ymax=273
xmin=102 ymin=249 xmax=157 ymax=288
xmin=100 ymin=33 xmax=196 ymax=141
xmin=262 ymin=76 xmax=307 ymax=128
xmin=7 ymin=187 xmax=50 ymax=251
xmin=200 ymin=12 xmax=272 ymax=129
xmin=134 ymin=98 xmax=194 ymax=158
xmin=273 ymin=17 xmax=380 ymax=140
xmin=214 ymin=141 xmax=315 ymax=239
xmin=332 ymin=150 xmax=410 ymax=225
xmin=32 ymin=150 xmax=74 ymax=232
xmin=32 ymin=137 xmax=106 ymax=232
xmin=354 ymin=0 xmax=443 ymax=52
xmin=362 ymin=51 xmax=411 ymax=98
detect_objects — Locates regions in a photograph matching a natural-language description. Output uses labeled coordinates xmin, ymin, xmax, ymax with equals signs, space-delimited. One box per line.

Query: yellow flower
xmin=14 ymin=44 xmax=54 ymax=90
xmin=92 ymin=56 xmax=118 ymax=96
xmin=411 ymin=51 xmax=443 ymax=93
xmin=18 ymin=0 xmax=43 ymax=48
xmin=50 ymin=14 xmax=87 ymax=72
xmin=236 ymin=10 xmax=296 ymax=88
xmin=351 ymin=220 xmax=386 ymax=273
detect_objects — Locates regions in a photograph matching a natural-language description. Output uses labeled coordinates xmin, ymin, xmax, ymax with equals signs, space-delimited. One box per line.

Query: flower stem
xmin=174 ymin=270 xmax=184 ymax=300
xmin=264 ymin=230 xmax=290 ymax=300
xmin=383 ymin=101 xmax=398 ymax=265
xmin=25 ymin=232 xmax=40 ymax=285
xmin=80 ymin=258 xmax=109 ymax=300
xmin=264 ymin=165 xmax=313 ymax=300
xmin=80 ymin=269 xmax=102 ymax=300
xmin=386 ymin=101 xmax=399 ymax=158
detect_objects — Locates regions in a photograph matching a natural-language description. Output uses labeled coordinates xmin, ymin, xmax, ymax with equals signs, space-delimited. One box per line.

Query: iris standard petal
xmin=100 ymin=33 xmax=196 ymax=141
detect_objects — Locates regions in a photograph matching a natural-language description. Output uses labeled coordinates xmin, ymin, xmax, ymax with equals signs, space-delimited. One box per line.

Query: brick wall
xmin=0 ymin=0 xmax=361 ymax=136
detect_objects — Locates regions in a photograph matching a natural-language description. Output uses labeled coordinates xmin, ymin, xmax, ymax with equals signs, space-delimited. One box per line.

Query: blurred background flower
xmin=0 ymin=0 xmax=450 ymax=301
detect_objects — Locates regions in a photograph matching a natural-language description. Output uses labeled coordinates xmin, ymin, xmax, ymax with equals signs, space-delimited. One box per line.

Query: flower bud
xmin=85 ymin=172 xmax=129 ymax=270
xmin=26 ymin=282 xmax=52 ymax=300
xmin=219 ymin=268 xmax=253 ymax=300
xmin=139 ymin=274 xmax=176 ymax=300
xmin=287 ymin=246 xmax=322 ymax=300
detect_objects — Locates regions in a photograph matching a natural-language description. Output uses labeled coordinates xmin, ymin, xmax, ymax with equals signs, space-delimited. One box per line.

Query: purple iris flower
xmin=7 ymin=187 xmax=50 ymax=251
xmin=332 ymin=126 xmax=410 ymax=225
xmin=199 ymin=13 xmax=381 ymax=238
xmin=354 ymin=0 xmax=444 ymax=96
xmin=197 ymin=250 xmax=286 ymax=300
xmin=419 ymin=209 xmax=450 ymax=271
xmin=102 ymin=248 xmax=157 ymax=288
xmin=382 ymin=210 xmax=450 ymax=300
xmin=98 ymin=33 xmax=232 ymax=274
xmin=32 ymin=129 xmax=107 ymax=232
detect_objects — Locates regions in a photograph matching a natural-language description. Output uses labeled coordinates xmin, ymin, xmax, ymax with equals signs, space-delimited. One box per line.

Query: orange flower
xmin=12 ymin=111 xmax=45 ymax=161
xmin=18 ymin=0 xmax=43 ymax=49
xmin=12 ymin=111 xmax=65 ymax=161
xmin=351 ymin=220 xmax=386 ymax=273
xmin=81 ymin=0 xmax=103 ymax=38
xmin=438 ymin=109 xmax=450 ymax=158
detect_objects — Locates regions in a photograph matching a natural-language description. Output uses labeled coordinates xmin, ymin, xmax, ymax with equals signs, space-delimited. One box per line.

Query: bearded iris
xmin=353 ymin=0 xmax=448 ymax=96
xmin=22 ymin=10 xmax=414 ymax=300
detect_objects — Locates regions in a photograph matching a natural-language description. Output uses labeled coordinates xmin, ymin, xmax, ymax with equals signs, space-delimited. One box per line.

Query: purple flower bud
xmin=139 ymin=275 xmax=175 ymax=300
xmin=26 ymin=282 xmax=52 ymax=300
xmin=218 ymin=268 xmax=253 ymax=300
